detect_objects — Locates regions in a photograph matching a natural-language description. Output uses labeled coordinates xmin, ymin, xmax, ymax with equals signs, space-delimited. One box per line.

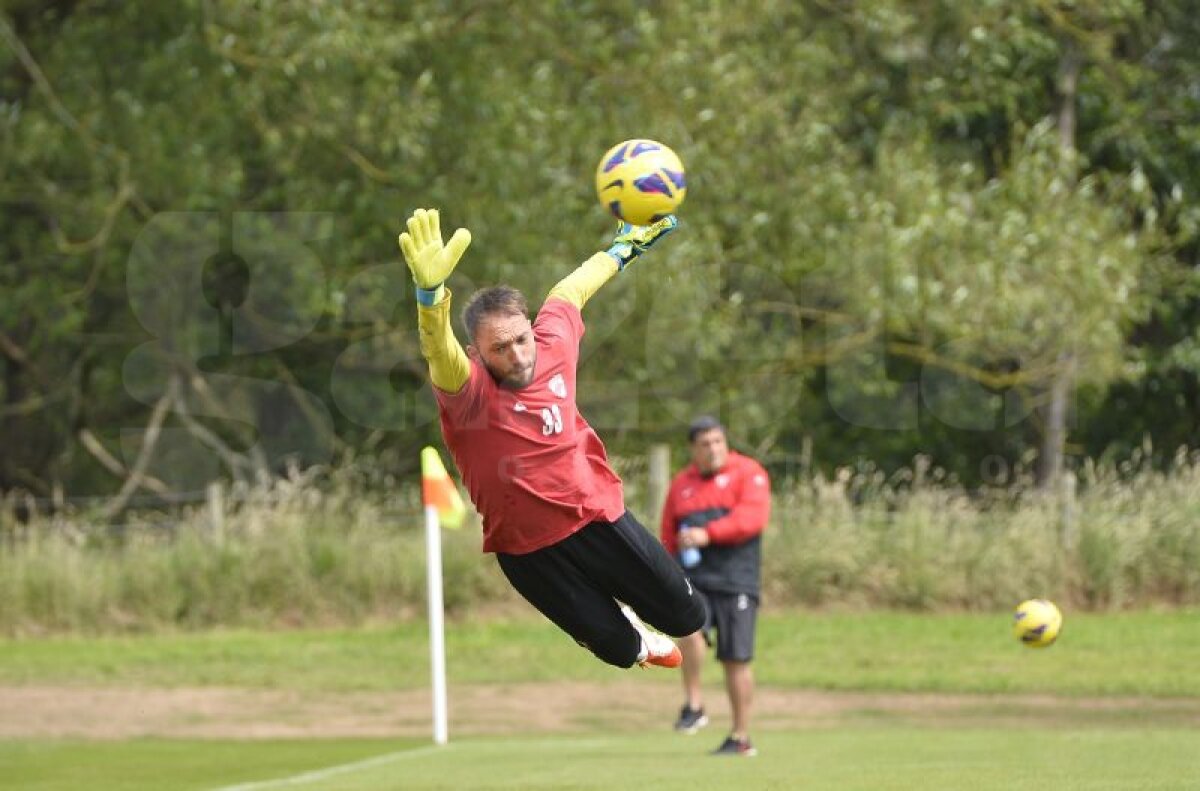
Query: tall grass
xmin=0 ymin=464 xmax=516 ymax=636
xmin=2 ymin=451 xmax=1199 ymax=635
xmin=764 ymin=449 xmax=1200 ymax=610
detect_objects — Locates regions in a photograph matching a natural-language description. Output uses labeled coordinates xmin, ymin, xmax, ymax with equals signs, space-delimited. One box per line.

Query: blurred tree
xmin=0 ymin=0 xmax=1195 ymax=505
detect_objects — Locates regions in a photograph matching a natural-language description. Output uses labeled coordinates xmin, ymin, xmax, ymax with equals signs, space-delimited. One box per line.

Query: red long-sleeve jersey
xmin=660 ymin=451 xmax=771 ymax=594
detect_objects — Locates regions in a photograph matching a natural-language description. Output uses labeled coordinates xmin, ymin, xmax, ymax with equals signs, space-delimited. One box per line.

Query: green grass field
xmin=0 ymin=739 xmax=402 ymax=791
xmin=4 ymin=730 xmax=1197 ymax=791
xmin=4 ymin=610 xmax=1200 ymax=695
xmin=2 ymin=610 xmax=1199 ymax=790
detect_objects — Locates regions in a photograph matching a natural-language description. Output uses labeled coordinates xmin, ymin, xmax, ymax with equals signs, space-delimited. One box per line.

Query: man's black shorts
xmin=496 ymin=511 xmax=707 ymax=668
xmin=693 ymin=586 xmax=758 ymax=662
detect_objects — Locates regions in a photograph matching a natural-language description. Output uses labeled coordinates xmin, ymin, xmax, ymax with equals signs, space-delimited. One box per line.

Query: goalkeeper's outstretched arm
xmin=399 ymin=208 xmax=472 ymax=394
xmin=547 ymin=216 xmax=679 ymax=309
xmin=416 ymin=292 xmax=470 ymax=394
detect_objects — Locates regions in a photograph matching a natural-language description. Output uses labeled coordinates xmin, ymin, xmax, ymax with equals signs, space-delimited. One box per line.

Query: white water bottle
xmin=679 ymin=521 xmax=701 ymax=569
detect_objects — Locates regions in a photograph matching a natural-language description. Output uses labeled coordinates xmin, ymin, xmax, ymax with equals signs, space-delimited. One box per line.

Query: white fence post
xmin=207 ymin=481 xmax=225 ymax=543
xmin=1060 ymin=470 xmax=1077 ymax=551
xmin=647 ymin=444 xmax=671 ymax=523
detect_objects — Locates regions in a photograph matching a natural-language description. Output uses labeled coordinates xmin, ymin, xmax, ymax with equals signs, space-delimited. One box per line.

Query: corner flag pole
xmin=420 ymin=447 xmax=466 ymax=746
xmin=423 ymin=501 xmax=448 ymax=745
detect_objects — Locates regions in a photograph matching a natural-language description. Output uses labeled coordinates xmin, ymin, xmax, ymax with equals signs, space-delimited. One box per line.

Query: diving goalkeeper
xmin=400 ymin=208 xmax=704 ymax=669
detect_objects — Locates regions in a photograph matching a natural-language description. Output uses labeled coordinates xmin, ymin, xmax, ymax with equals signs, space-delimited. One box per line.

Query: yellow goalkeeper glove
xmin=605 ymin=215 xmax=679 ymax=271
xmin=398 ymin=208 xmax=472 ymax=305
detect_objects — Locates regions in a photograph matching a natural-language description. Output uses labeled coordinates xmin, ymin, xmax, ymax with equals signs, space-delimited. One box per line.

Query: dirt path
xmin=4 ymin=682 xmax=1199 ymax=740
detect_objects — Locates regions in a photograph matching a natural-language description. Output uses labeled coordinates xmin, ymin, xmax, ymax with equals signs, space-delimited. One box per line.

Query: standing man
xmin=399 ymin=207 xmax=705 ymax=672
xmin=661 ymin=416 xmax=771 ymax=756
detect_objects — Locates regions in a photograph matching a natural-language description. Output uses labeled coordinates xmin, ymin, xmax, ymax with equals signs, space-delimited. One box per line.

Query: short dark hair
xmin=687 ymin=415 xmax=724 ymax=443
xmin=461 ymin=285 xmax=528 ymax=342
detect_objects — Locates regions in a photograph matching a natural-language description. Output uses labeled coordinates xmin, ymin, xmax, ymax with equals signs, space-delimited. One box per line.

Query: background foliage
xmin=3 ymin=1 xmax=1199 ymax=499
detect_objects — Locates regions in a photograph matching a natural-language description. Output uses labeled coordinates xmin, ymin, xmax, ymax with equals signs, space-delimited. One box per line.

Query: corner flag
xmin=420 ymin=446 xmax=465 ymax=746
xmin=421 ymin=446 xmax=466 ymax=529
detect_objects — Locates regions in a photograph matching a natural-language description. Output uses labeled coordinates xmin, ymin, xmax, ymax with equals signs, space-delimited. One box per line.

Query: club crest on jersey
xmin=513 ymin=402 xmax=528 ymax=412
xmin=548 ymin=373 xmax=567 ymax=399
xmin=715 ymin=474 xmax=729 ymax=488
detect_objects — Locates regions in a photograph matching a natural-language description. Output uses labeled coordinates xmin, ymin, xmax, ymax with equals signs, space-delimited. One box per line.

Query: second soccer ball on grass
xmin=1012 ymin=598 xmax=1063 ymax=648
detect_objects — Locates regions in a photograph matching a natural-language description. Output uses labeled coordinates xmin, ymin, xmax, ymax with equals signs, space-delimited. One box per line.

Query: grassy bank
xmin=3 ymin=454 xmax=1200 ymax=634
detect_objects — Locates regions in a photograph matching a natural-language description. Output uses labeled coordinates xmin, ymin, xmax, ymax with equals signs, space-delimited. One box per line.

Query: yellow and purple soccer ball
xmin=594 ymin=139 xmax=687 ymax=226
xmin=1012 ymin=598 xmax=1063 ymax=648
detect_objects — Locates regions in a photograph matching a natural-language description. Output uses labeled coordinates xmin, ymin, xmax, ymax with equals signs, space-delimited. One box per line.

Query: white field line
xmin=206 ymin=744 xmax=448 ymax=791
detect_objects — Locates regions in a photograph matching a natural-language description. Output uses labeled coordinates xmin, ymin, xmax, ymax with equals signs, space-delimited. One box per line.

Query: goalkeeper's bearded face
xmin=468 ymin=313 xmax=537 ymax=390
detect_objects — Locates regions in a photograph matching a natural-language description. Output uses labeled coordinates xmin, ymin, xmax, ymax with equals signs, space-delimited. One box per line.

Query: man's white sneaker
xmin=620 ymin=604 xmax=683 ymax=669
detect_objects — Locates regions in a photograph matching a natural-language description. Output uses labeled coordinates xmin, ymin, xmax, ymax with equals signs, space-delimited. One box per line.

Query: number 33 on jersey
xmin=512 ymin=373 xmax=568 ymax=437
